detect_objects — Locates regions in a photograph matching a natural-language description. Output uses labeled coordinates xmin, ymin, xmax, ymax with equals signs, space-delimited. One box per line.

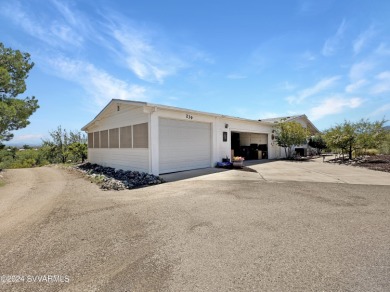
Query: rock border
xmin=75 ymin=163 xmax=165 ymax=190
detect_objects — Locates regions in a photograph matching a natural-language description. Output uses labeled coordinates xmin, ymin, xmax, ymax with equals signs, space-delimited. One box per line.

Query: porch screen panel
xmin=120 ymin=126 xmax=132 ymax=148
xmin=93 ymin=132 xmax=100 ymax=148
xmin=109 ymin=128 xmax=119 ymax=148
xmin=100 ymin=130 xmax=108 ymax=148
xmin=133 ymin=123 xmax=148 ymax=148
xmin=88 ymin=133 xmax=93 ymax=148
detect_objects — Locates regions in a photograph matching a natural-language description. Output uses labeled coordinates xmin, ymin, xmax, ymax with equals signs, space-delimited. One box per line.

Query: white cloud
xmin=11 ymin=134 xmax=46 ymax=142
xmin=0 ymin=1 xmax=84 ymax=48
xmin=322 ymin=19 xmax=346 ymax=56
xmin=105 ymin=19 xmax=187 ymax=84
xmin=47 ymin=57 xmax=147 ymax=107
xmin=286 ymin=76 xmax=340 ymax=104
xmin=353 ymin=25 xmax=376 ymax=55
xmin=51 ymin=0 xmax=79 ymax=27
xmin=371 ymin=71 xmax=390 ymax=94
xmin=348 ymin=61 xmax=374 ymax=81
xmin=345 ymin=79 xmax=368 ymax=93
xmin=309 ymin=96 xmax=363 ymax=121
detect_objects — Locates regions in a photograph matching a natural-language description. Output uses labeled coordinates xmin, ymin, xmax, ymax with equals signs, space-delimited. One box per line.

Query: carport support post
xmin=267 ymin=132 xmax=273 ymax=159
xmin=150 ymin=111 xmax=159 ymax=175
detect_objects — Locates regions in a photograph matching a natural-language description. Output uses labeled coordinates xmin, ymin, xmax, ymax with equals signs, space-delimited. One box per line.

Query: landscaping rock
xmin=75 ymin=162 xmax=165 ymax=190
xmin=326 ymin=154 xmax=390 ymax=173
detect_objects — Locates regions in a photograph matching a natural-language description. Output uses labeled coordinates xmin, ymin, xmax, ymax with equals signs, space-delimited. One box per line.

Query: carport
xmin=231 ymin=131 xmax=268 ymax=160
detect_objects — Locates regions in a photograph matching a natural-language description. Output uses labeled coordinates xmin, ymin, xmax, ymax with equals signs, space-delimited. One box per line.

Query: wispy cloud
xmin=286 ymin=76 xmax=341 ymax=104
xmin=50 ymin=0 xmax=94 ymax=41
xmin=353 ymin=25 xmax=377 ymax=55
xmin=322 ymin=19 xmax=346 ymax=56
xmin=345 ymin=79 xmax=368 ymax=93
xmin=0 ymin=1 xmax=84 ymax=48
xmin=1 ymin=1 xmax=208 ymax=85
xmin=348 ymin=61 xmax=374 ymax=80
xmin=112 ymin=28 xmax=185 ymax=83
xmin=371 ymin=71 xmax=390 ymax=94
xmin=102 ymin=15 xmax=189 ymax=84
xmin=309 ymin=96 xmax=363 ymax=121
xmin=47 ymin=56 xmax=148 ymax=108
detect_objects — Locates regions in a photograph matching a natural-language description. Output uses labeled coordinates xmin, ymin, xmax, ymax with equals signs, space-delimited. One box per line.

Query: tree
xmin=380 ymin=130 xmax=390 ymax=154
xmin=324 ymin=121 xmax=356 ymax=159
xmin=324 ymin=119 xmax=387 ymax=159
xmin=42 ymin=126 xmax=87 ymax=163
xmin=275 ymin=121 xmax=308 ymax=158
xmin=42 ymin=126 xmax=70 ymax=163
xmin=68 ymin=142 xmax=87 ymax=163
xmin=355 ymin=119 xmax=387 ymax=154
xmin=0 ymin=42 xmax=39 ymax=143
xmin=308 ymin=134 xmax=327 ymax=155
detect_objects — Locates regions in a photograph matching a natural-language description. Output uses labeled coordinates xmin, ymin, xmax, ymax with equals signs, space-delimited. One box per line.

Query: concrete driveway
xmin=247 ymin=159 xmax=390 ymax=185
xmin=163 ymin=159 xmax=390 ymax=185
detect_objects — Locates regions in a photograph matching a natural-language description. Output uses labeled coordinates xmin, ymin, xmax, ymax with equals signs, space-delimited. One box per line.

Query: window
xmin=93 ymin=132 xmax=100 ymax=148
xmin=100 ymin=130 xmax=108 ymax=148
xmin=120 ymin=126 xmax=132 ymax=148
xmin=109 ymin=128 xmax=119 ymax=148
xmin=133 ymin=123 xmax=148 ymax=148
xmin=88 ymin=132 xmax=93 ymax=148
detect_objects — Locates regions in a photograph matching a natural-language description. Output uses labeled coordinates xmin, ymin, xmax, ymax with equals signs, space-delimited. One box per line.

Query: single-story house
xmin=81 ymin=99 xmax=319 ymax=175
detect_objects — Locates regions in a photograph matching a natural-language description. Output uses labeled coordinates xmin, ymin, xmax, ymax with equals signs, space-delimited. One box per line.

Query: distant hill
xmin=385 ymin=126 xmax=390 ymax=131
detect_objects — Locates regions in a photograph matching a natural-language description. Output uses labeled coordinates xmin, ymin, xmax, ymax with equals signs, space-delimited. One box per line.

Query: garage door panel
xmin=159 ymin=118 xmax=211 ymax=173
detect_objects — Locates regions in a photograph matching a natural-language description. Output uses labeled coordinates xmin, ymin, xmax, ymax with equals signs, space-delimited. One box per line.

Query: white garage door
xmin=159 ymin=118 xmax=211 ymax=173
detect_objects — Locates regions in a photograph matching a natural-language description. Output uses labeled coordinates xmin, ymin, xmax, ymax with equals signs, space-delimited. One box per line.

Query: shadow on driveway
xmin=160 ymin=167 xmax=229 ymax=182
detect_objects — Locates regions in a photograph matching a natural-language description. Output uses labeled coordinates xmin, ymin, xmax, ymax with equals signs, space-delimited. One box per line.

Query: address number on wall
xmin=186 ymin=114 xmax=193 ymax=120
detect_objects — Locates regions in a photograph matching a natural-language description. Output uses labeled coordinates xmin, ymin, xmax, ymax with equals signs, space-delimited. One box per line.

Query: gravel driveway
xmin=0 ymin=166 xmax=389 ymax=291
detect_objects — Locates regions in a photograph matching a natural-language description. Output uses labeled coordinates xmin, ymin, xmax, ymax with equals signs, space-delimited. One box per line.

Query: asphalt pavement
xmin=0 ymin=164 xmax=389 ymax=291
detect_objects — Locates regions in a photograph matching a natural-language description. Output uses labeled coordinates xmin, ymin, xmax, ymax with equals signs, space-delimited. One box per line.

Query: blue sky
xmin=1 ymin=0 xmax=390 ymax=145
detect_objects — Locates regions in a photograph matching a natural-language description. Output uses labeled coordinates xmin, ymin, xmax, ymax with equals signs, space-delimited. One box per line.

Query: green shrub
xmin=0 ymin=149 xmax=50 ymax=169
xmin=365 ymin=149 xmax=380 ymax=156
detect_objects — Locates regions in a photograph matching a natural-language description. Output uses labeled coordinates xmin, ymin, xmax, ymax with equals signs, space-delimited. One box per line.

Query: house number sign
xmin=186 ymin=114 xmax=193 ymax=120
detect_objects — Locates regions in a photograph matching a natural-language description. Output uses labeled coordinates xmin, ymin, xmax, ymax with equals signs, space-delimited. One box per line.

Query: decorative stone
xmin=75 ymin=163 xmax=165 ymax=191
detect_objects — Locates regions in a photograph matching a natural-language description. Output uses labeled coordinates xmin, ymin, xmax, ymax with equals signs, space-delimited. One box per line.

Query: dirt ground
xmin=0 ymin=166 xmax=389 ymax=291
xmin=327 ymin=154 xmax=390 ymax=173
